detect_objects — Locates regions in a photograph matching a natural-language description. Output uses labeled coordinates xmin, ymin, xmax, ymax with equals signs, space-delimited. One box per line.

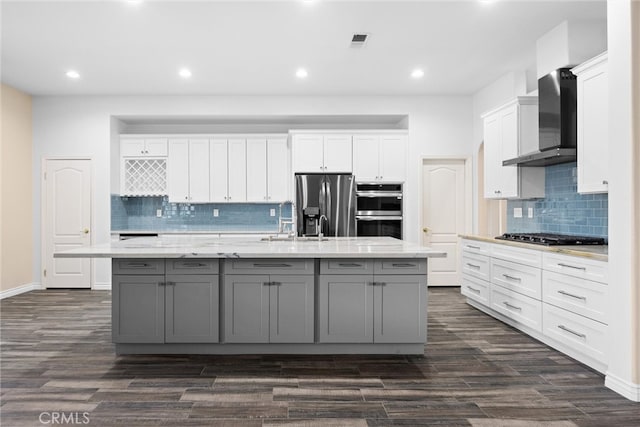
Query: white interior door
xmin=43 ymin=159 xmax=92 ymax=288
xmin=422 ymin=159 xmax=469 ymax=287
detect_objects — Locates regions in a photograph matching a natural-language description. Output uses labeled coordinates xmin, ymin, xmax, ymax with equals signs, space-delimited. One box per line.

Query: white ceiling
xmin=1 ymin=0 xmax=606 ymax=96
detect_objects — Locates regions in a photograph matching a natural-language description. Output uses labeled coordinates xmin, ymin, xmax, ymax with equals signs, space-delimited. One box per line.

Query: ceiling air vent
xmin=351 ymin=33 xmax=369 ymax=47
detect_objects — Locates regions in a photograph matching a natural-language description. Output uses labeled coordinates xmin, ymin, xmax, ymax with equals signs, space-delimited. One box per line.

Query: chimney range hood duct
xmin=503 ymin=68 xmax=578 ymax=167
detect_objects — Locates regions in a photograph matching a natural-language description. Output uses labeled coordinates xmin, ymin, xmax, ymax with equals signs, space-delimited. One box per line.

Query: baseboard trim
xmin=605 ymin=372 xmax=640 ymax=402
xmin=93 ymin=282 xmax=111 ymax=291
xmin=0 ymin=282 xmax=41 ymax=300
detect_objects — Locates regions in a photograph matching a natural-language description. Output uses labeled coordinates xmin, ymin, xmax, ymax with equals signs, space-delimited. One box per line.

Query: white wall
xmin=32 ymin=95 xmax=473 ymax=287
xmin=605 ymin=0 xmax=640 ymax=401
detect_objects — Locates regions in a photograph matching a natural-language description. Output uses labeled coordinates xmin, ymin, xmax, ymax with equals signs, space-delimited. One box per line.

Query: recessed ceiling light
xmin=179 ymin=68 xmax=192 ymax=79
xmin=296 ymin=68 xmax=308 ymax=79
xmin=411 ymin=69 xmax=425 ymax=79
xmin=66 ymin=70 xmax=80 ymax=79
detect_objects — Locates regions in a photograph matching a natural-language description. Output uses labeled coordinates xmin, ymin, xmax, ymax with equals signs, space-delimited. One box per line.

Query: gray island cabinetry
xmin=319 ymin=259 xmax=427 ymax=344
xmin=56 ymin=236 xmax=446 ymax=355
xmin=112 ymin=259 xmax=219 ymax=344
xmin=223 ymin=259 xmax=315 ymax=343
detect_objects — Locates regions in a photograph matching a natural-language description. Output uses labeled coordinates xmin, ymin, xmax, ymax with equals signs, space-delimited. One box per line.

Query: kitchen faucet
xmin=318 ymin=214 xmax=328 ymax=239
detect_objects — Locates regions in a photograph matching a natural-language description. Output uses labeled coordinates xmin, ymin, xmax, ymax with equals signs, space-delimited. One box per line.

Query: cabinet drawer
xmin=224 ymin=259 xmax=314 ymax=275
xmin=461 ymin=275 xmax=490 ymax=307
xmin=166 ymin=259 xmax=219 ymax=275
xmin=113 ymin=259 xmax=164 ymax=275
xmin=320 ymin=259 xmax=373 ymax=275
xmin=542 ymin=252 xmax=608 ymax=283
xmin=461 ymin=254 xmax=490 ymax=282
xmin=374 ymin=259 xmax=427 ymax=275
xmin=491 ymin=258 xmax=541 ymax=300
xmin=460 ymin=239 xmax=491 ymax=256
xmin=490 ymin=286 xmax=542 ymax=332
xmin=543 ymin=303 xmax=607 ymax=364
xmin=491 ymin=244 xmax=542 ymax=268
xmin=542 ymin=271 xmax=607 ymax=324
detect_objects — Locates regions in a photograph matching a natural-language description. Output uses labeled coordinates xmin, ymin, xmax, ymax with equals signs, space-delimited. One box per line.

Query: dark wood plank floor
xmin=1 ymin=288 xmax=638 ymax=426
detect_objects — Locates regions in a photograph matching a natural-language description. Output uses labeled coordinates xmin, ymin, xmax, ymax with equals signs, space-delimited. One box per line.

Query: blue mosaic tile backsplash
xmin=507 ymin=162 xmax=608 ymax=239
xmin=111 ymin=195 xmax=293 ymax=233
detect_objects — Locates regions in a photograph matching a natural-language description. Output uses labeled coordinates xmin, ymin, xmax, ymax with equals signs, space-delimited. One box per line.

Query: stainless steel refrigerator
xmin=295 ymin=173 xmax=356 ymax=237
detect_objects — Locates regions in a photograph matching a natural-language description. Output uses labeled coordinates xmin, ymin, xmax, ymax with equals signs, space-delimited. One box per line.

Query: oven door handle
xmin=355 ymin=192 xmax=403 ymax=198
xmin=356 ymin=216 xmax=403 ymax=221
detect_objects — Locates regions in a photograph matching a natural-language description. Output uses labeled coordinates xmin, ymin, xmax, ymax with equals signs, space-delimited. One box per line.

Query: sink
xmin=260 ymin=236 xmax=329 ymax=242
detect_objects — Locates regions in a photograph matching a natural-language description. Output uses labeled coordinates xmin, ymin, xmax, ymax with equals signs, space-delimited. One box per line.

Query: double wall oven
xmin=355 ymin=182 xmax=403 ymax=239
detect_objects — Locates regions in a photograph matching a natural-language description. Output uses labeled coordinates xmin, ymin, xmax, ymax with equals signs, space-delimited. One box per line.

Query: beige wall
xmin=1 ymin=84 xmax=33 ymax=293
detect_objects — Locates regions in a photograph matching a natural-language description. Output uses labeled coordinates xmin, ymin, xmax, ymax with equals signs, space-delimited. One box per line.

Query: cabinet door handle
xmin=392 ymin=263 xmax=416 ymax=268
xmin=557 ymin=290 xmax=586 ymax=301
xmin=602 ymin=180 xmax=608 ymax=185
xmin=465 ymin=245 xmax=481 ymax=250
xmin=182 ymin=262 xmax=207 ymax=268
xmin=338 ymin=263 xmax=362 ymax=268
xmin=253 ymin=263 xmax=291 ymax=268
xmin=166 ymin=281 xmax=175 ymax=286
xmin=503 ymin=301 xmax=522 ymax=311
xmin=263 ymin=281 xmax=271 ymax=286
xmin=466 ymin=263 xmax=481 ymax=269
xmin=557 ymin=263 xmax=586 ymax=271
xmin=126 ymin=262 xmax=150 ymax=268
xmin=271 ymin=281 xmax=281 ymax=287
xmin=558 ymin=325 xmax=586 ymax=339
xmin=502 ymin=274 xmax=521 ymax=282
xmin=467 ymin=286 xmax=481 ymax=294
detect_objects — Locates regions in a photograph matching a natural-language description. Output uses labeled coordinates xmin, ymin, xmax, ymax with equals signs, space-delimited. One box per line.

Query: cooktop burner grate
xmin=495 ymin=233 xmax=606 ymax=246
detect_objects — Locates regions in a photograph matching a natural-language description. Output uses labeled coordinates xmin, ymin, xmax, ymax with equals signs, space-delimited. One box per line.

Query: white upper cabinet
xmin=246 ymin=138 xmax=268 ymax=202
xmin=573 ymin=52 xmax=609 ymax=194
xmin=267 ymin=138 xmax=290 ymax=202
xmin=292 ymin=133 xmax=352 ymax=173
xmin=323 ymin=134 xmax=353 ymax=172
xmin=121 ymin=138 xmax=168 ymax=157
xmin=353 ymin=134 xmax=407 ymax=182
xmin=227 ymin=139 xmax=247 ymax=203
xmin=209 ymin=139 xmax=229 ymax=203
xmin=247 ymin=137 xmax=291 ymax=202
xmin=167 ymin=139 xmax=210 ymax=203
xmin=482 ymin=97 xmax=545 ymax=199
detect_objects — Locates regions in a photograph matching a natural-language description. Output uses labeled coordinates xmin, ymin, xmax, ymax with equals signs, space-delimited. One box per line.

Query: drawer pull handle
xmin=392 ymin=263 xmax=416 ymax=268
xmin=557 ymin=290 xmax=587 ymax=301
xmin=466 ymin=263 xmax=481 ymax=269
xmin=503 ymin=301 xmax=522 ymax=311
xmin=271 ymin=281 xmax=281 ymax=287
xmin=370 ymin=282 xmax=386 ymax=287
xmin=466 ymin=245 xmax=481 ymax=250
xmin=502 ymin=274 xmax=522 ymax=282
xmin=126 ymin=263 xmax=150 ymax=268
xmin=253 ymin=263 xmax=292 ymax=268
xmin=557 ymin=263 xmax=587 ymax=271
xmin=467 ymin=286 xmax=481 ymax=294
xmin=263 ymin=282 xmax=272 ymax=286
xmin=338 ymin=263 xmax=363 ymax=268
xmin=182 ymin=262 xmax=207 ymax=267
xmin=165 ymin=281 xmax=175 ymax=286
xmin=558 ymin=325 xmax=586 ymax=339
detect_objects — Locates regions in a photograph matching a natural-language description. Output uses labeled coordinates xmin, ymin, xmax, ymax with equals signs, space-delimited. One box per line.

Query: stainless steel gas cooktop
xmin=495 ymin=233 xmax=606 ymax=246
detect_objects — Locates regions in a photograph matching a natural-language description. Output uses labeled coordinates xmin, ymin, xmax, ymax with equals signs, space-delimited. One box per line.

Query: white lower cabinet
xmin=318 ymin=259 xmax=427 ymax=344
xmin=459 ymin=238 xmax=608 ymax=372
xmin=490 ymin=285 xmax=542 ymax=332
xmin=542 ymin=303 xmax=607 ymax=364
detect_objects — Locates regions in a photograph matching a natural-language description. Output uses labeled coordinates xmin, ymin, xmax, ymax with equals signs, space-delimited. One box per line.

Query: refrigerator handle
xmin=325 ymin=179 xmax=332 ymax=234
xmin=319 ymin=178 xmax=326 ymax=219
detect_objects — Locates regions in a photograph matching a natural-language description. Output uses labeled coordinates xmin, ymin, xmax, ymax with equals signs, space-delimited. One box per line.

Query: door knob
xmin=422 ymin=227 xmax=430 ymax=233
xmin=83 ymin=229 xmax=90 ymax=234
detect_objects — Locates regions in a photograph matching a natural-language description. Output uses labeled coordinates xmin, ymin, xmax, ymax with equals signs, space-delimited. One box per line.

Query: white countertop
xmin=55 ymin=236 xmax=447 ymax=259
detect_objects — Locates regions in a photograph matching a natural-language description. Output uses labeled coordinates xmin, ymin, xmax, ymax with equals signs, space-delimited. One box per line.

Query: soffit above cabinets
xmin=116 ymin=115 xmax=409 ymax=134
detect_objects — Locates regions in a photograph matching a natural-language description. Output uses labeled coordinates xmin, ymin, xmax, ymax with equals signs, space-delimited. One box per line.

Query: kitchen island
xmin=56 ymin=236 xmax=446 ymax=355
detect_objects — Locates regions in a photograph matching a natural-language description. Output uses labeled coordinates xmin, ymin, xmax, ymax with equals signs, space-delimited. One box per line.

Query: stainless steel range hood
xmin=503 ymin=68 xmax=578 ymax=167
xmin=502 ymin=148 xmax=576 ymax=167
